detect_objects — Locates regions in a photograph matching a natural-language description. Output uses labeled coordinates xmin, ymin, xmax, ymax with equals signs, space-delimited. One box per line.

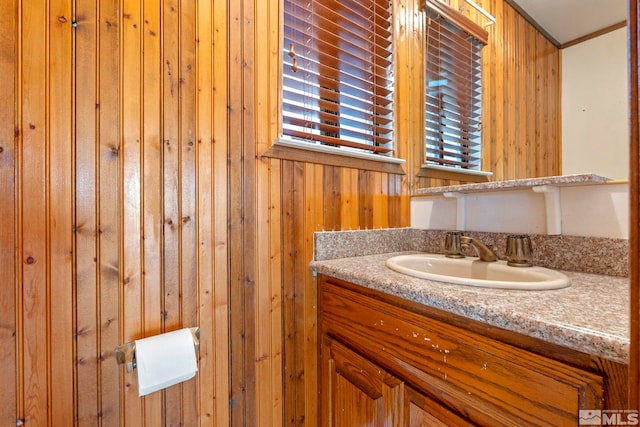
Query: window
xmin=282 ymin=0 xmax=395 ymax=160
xmin=423 ymin=0 xmax=488 ymax=172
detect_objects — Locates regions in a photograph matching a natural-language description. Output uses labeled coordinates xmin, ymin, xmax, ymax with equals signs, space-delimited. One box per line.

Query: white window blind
xmin=424 ymin=0 xmax=487 ymax=170
xmin=283 ymin=0 xmax=394 ymax=156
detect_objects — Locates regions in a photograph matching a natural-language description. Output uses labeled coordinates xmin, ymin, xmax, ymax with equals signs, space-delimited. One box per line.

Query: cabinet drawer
xmin=319 ymin=279 xmax=604 ymax=426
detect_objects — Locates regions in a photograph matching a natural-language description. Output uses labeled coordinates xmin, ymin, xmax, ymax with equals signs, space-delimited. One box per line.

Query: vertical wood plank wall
xmin=1 ymin=0 xmax=231 ymax=425
xmin=0 ymin=0 xmax=17 ymax=424
xmin=414 ymin=0 xmax=561 ymax=188
xmin=0 ymin=0 xmax=561 ymax=426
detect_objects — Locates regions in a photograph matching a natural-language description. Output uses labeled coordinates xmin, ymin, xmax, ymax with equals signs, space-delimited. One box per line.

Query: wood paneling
xmin=50 ymin=1 xmax=75 ymax=424
xmin=256 ymin=0 xmax=412 ymax=422
xmin=275 ymin=161 xmax=409 ymax=425
xmin=0 ymin=0 xmax=407 ymax=425
xmin=1 ymin=0 xmax=230 ymax=425
xmin=0 ymin=0 xmax=608 ymax=426
xmin=75 ymin=0 xmax=99 ymax=424
xmin=414 ymin=0 xmax=561 ymax=188
xmin=0 ymin=1 xmax=17 ymax=426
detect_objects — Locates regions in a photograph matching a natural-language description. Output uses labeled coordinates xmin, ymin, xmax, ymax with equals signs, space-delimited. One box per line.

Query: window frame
xmin=260 ymin=0 xmax=406 ymax=174
xmin=418 ymin=0 xmax=492 ymax=182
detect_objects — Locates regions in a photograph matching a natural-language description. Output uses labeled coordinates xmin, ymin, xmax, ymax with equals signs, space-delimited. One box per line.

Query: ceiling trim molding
xmin=560 ymin=21 xmax=627 ymax=49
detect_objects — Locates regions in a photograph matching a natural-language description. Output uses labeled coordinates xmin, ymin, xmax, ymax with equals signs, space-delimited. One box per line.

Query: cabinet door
xmin=320 ymin=278 xmax=606 ymax=426
xmin=320 ymin=334 xmax=405 ymax=427
xmin=406 ymin=386 xmax=474 ymax=427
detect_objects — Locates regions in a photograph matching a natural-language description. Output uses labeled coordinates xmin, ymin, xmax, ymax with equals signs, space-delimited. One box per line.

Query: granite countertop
xmin=310 ymin=252 xmax=629 ymax=364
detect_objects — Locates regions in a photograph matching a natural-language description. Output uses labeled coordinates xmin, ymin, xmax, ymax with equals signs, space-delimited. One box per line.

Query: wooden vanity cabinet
xmin=318 ymin=275 xmax=628 ymax=426
xmin=321 ymin=333 xmax=472 ymax=426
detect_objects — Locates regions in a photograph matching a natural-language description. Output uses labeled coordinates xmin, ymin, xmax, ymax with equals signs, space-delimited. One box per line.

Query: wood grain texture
xmin=0 ymin=0 xmax=18 ymax=425
xmin=406 ymin=386 xmax=474 ymax=427
xmin=75 ymin=0 xmax=100 ymax=425
xmin=49 ymin=0 xmax=75 ymax=424
xmin=0 ymin=0 xmax=609 ymax=425
xmin=20 ymin=2 xmax=49 ymax=425
xmin=121 ymin=0 xmax=144 ymax=423
xmin=321 ymin=334 xmax=405 ymax=426
xmin=1 ymin=0 xmax=231 ymax=425
xmin=96 ymin=1 xmax=123 ymax=425
xmin=161 ymin=0 xmax=183 ymax=423
xmin=141 ymin=0 xmax=163 ymax=422
xmin=228 ymin=0 xmax=257 ymax=422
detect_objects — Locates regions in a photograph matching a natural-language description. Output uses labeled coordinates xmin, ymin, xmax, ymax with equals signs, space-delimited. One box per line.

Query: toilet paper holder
xmin=115 ymin=327 xmax=200 ymax=373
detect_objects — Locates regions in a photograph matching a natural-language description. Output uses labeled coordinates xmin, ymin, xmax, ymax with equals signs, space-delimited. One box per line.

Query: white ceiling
xmin=509 ymin=0 xmax=627 ymax=45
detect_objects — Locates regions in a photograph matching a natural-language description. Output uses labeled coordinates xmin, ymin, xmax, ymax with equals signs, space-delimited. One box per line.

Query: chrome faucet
xmin=460 ymin=236 xmax=497 ymax=262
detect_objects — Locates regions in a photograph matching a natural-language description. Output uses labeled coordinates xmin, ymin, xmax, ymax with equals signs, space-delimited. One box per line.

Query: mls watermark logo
xmin=580 ymin=410 xmax=602 ymax=425
xmin=579 ymin=409 xmax=639 ymax=425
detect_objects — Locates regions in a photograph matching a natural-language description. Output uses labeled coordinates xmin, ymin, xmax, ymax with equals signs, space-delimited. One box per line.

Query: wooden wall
xmin=0 ymin=0 xmax=231 ymax=425
xmin=0 ymin=0 xmax=561 ymax=426
xmin=0 ymin=0 xmax=408 ymax=425
xmin=414 ymin=0 xmax=561 ymax=188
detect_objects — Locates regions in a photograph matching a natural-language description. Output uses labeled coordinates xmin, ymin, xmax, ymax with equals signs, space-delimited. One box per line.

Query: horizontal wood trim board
xmin=561 ymin=21 xmax=627 ymax=49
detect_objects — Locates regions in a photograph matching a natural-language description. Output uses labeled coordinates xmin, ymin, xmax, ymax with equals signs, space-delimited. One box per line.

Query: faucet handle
xmin=444 ymin=231 xmax=465 ymax=258
xmin=505 ymin=234 xmax=533 ymax=267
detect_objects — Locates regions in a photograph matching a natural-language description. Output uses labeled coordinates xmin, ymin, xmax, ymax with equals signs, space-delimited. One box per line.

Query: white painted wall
xmin=561 ymin=28 xmax=628 ymax=179
xmin=411 ymin=183 xmax=629 ymax=239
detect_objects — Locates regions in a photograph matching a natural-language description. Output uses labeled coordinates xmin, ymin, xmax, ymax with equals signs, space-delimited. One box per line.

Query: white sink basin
xmin=385 ymin=254 xmax=570 ymax=290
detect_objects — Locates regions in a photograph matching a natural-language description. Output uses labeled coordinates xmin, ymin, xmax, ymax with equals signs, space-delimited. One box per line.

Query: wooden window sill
xmin=261 ymin=140 xmax=406 ymax=174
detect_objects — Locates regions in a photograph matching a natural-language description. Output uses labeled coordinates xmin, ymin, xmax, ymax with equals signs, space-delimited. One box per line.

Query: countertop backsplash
xmin=314 ymin=228 xmax=628 ymax=277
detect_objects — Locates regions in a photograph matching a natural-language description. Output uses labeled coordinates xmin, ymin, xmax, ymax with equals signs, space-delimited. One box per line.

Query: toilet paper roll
xmin=135 ymin=328 xmax=198 ymax=396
